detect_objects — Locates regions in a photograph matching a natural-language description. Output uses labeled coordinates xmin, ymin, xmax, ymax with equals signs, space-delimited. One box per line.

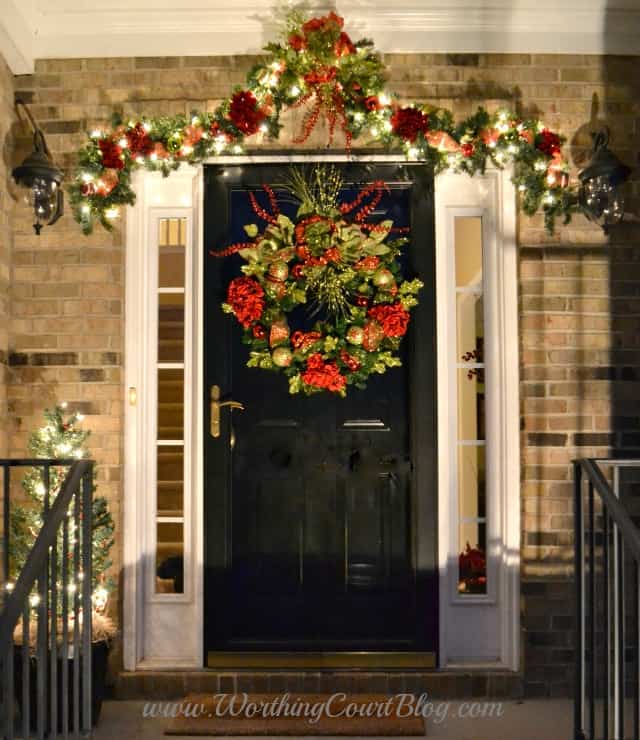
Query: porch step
xmin=113 ymin=670 xmax=523 ymax=700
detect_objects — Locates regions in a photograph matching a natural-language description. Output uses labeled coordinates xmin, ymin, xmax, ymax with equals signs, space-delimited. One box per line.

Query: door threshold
xmin=206 ymin=652 xmax=436 ymax=669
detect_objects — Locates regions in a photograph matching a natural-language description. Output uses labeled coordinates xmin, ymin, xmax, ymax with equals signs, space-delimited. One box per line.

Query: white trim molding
xmin=2 ymin=0 xmax=639 ymax=74
xmin=435 ymin=167 xmax=520 ymax=670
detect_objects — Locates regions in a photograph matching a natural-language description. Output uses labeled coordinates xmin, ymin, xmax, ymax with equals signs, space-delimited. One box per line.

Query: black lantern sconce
xmin=578 ymin=128 xmax=631 ymax=234
xmin=11 ymin=98 xmax=64 ymax=235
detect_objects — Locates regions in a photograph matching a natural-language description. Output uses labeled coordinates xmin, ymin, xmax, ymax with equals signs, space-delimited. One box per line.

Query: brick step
xmin=113 ymin=670 xmax=523 ymax=700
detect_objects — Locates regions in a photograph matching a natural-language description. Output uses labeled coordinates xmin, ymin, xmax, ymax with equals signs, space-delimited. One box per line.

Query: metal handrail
xmin=574 ymin=457 xmax=640 ymax=740
xmin=0 ymin=461 xmax=91 ymax=646
xmin=0 ymin=458 xmax=94 ymax=738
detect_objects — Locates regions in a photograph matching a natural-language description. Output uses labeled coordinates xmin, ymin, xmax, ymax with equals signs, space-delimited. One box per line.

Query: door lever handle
xmin=210 ymin=385 xmax=245 ymax=438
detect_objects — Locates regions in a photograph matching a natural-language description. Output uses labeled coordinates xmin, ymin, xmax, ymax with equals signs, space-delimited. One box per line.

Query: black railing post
xmin=589 ymin=480 xmax=596 ymax=740
xmin=604 ymin=510 xmax=611 ymax=740
xmin=81 ymin=465 xmax=93 ymax=735
xmin=575 ymin=460 xmax=586 ymax=740
xmin=3 ymin=465 xmax=10 ymax=584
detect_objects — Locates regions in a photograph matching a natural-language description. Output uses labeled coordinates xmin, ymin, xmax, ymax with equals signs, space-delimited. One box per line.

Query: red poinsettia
xmin=390 ymin=107 xmax=429 ymax=142
xmin=288 ymin=33 xmax=307 ymax=51
xmin=459 ymin=543 xmax=486 ymax=592
xmin=291 ymin=331 xmax=322 ymax=351
xmin=334 ymin=31 xmax=356 ymax=57
xmin=304 ymin=66 xmax=338 ymax=86
xmin=98 ymin=139 xmax=124 ymax=170
xmin=302 ymin=11 xmax=344 ymax=36
xmin=461 ymin=142 xmax=475 ymax=158
xmin=227 ymin=276 xmax=265 ymax=328
xmin=126 ymin=123 xmax=154 ymax=157
xmin=536 ymin=128 xmax=562 ymax=157
xmin=367 ymin=303 xmax=410 ymax=337
xmin=229 ymin=90 xmax=266 ymax=136
xmin=302 ymin=353 xmax=346 ymax=393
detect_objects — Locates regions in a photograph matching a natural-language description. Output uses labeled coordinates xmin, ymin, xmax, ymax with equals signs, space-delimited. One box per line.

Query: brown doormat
xmin=165 ymin=693 xmax=425 ymax=736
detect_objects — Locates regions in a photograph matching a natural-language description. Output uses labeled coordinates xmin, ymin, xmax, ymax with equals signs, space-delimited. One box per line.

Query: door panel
xmin=204 ymin=162 xmax=437 ymax=657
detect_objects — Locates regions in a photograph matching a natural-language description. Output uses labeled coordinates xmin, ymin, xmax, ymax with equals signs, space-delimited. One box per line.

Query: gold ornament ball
xmin=272 ymin=346 xmax=293 ymax=367
xmin=362 ymin=320 xmax=385 ymax=351
xmin=346 ymin=326 xmax=365 ymax=345
xmin=268 ymin=260 xmax=289 ymax=282
xmin=372 ymin=268 xmax=394 ymax=288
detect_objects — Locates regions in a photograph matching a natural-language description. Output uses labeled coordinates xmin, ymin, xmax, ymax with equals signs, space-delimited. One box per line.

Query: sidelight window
xmin=454 ymin=217 xmax=487 ymax=595
xmin=155 ymin=217 xmax=187 ymax=594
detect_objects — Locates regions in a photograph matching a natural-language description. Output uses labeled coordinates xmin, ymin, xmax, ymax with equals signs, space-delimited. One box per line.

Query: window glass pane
xmin=158 ymin=293 xmax=184 ymax=363
xmin=456 ymin=293 xmax=484 ymax=360
xmin=158 ymin=369 xmax=184 ymax=441
xmin=457 ymin=445 xmax=487 ymax=594
xmin=157 ymin=448 xmax=184 ymax=516
xmin=458 ymin=368 xmax=485 ymax=441
xmin=156 ymin=523 xmax=184 ymax=594
xmin=159 ymin=246 xmax=186 ymax=288
xmin=455 ymin=217 xmax=483 ymax=289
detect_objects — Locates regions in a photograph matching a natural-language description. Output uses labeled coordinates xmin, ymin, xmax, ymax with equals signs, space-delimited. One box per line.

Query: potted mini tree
xmin=9 ymin=404 xmax=115 ymax=728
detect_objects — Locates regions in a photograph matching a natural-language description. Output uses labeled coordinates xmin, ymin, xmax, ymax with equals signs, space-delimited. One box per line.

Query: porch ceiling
xmin=1 ymin=0 xmax=639 ymax=76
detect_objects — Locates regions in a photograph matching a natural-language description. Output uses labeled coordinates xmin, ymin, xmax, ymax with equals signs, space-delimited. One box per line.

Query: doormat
xmin=165 ymin=693 xmax=425 ymax=736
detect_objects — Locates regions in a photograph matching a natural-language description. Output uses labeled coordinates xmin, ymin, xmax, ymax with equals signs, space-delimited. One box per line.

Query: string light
xmin=105 ymin=207 xmax=120 ymax=220
xmin=518 ymin=184 xmax=527 ymax=192
xmin=290 ymin=85 xmax=301 ymax=97
xmin=90 ymin=130 xmax=102 ymax=139
xmin=353 ymin=112 xmax=364 ymax=123
xmin=143 ymin=122 xmax=152 ymax=133
xmin=81 ymin=204 xmax=90 ymax=215
xmin=80 ymin=173 xmax=93 ymax=183
xmin=534 ymin=160 xmax=548 ymax=172
xmin=379 ymin=93 xmax=391 ymax=106
xmin=544 ymin=193 xmax=555 ymax=205
xmin=30 ymin=594 xmax=41 ymax=607
xmin=370 ymin=127 xmax=379 ymax=137
xmin=5 ymin=582 xmax=14 ymax=592
xmin=118 ymin=138 xmax=128 ymax=148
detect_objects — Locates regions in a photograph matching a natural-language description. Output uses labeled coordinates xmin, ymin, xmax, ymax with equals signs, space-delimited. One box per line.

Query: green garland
xmin=69 ymin=9 xmax=579 ymax=235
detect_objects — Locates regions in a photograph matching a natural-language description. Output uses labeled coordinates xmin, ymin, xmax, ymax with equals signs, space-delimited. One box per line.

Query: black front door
xmin=204 ymin=162 xmax=437 ymax=663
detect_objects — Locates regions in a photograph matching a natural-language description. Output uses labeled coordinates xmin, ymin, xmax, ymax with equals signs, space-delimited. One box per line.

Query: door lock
xmin=210 ymin=385 xmax=245 ymax=438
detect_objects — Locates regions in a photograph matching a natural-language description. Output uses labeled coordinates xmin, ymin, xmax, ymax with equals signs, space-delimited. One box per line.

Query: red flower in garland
xmin=364 ymin=96 xmax=381 ymax=112
xmin=461 ymin=142 xmax=475 ymax=158
xmin=355 ymin=256 xmax=380 ymax=271
xmin=126 ymin=123 xmax=154 ymax=157
xmin=291 ymin=331 xmax=322 ymax=351
xmin=334 ymin=32 xmax=356 ymax=57
xmin=227 ymin=276 xmax=265 ymax=328
xmin=536 ymin=128 xmax=562 ymax=157
xmin=288 ymin=33 xmax=307 ymax=52
xmin=367 ymin=302 xmax=410 ymax=337
xmin=302 ymin=11 xmax=344 ymax=35
xmin=390 ymin=107 xmax=429 ymax=142
xmin=304 ymin=66 xmax=338 ymax=86
xmin=229 ymin=90 xmax=266 ymax=136
xmin=252 ymin=324 xmax=267 ymax=339
xmin=301 ymin=353 xmax=346 ymax=393
xmin=98 ymin=139 xmax=124 ymax=170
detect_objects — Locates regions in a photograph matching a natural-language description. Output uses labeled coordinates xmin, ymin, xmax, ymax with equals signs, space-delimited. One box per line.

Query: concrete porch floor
xmin=92 ymin=699 xmax=573 ymax=739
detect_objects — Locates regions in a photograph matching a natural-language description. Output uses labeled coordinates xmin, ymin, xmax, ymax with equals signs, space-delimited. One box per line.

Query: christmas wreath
xmin=69 ymin=9 xmax=577 ymax=235
xmin=214 ymin=167 xmax=423 ymax=396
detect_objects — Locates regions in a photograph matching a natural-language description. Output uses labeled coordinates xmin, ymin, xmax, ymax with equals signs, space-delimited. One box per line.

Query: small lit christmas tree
xmin=9 ymin=404 xmax=115 ymax=614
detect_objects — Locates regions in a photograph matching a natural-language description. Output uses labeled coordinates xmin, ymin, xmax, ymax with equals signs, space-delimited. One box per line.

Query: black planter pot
xmin=14 ymin=640 xmax=109 ymax=731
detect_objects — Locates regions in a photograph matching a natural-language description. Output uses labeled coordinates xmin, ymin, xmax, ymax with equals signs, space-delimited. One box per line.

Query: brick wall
xmin=6 ymin=52 xmax=640 ymax=695
xmin=0 ymin=56 xmax=15 ymax=457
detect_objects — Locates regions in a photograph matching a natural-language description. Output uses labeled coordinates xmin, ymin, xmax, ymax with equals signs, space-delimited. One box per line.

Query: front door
xmin=204 ymin=161 xmax=437 ymax=666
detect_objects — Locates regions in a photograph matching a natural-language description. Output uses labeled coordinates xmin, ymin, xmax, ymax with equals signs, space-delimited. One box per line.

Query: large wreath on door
xmin=213 ymin=167 xmax=423 ymax=397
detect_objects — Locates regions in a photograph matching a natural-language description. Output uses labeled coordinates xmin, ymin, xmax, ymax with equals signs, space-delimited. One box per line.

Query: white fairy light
xmin=90 ymin=129 xmax=102 ymax=139
xmin=407 ymin=147 xmax=419 ymax=160
xmin=143 ymin=122 xmax=152 ymax=133
xmin=30 ymin=594 xmax=41 ymax=607
xmin=105 ymin=207 xmax=120 ymax=220
xmin=290 ymin=85 xmax=301 ymax=97
xmin=181 ymin=145 xmax=194 ymax=155
xmin=80 ymin=173 xmax=94 ymax=183
xmin=370 ymin=127 xmax=379 ymax=137
xmin=76 ymin=412 xmax=85 ymax=421
xmin=191 ymin=116 xmax=200 ymax=126
xmin=74 ymin=449 xmax=84 ymax=459
xmin=92 ymin=587 xmax=109 ymax=613
xmin=5 ymin=582 xmax=14 ymax=592
xmin=354 ymin=112 xmax=364 ymax=123
xmin=233 ymin=145 xmax=243 ymax=154
xmin=383 ymin=120 xmax=393 ymax=132
xmin=61 ymin=401 xmax=68 ymax=409
xmin=135 ymin=155 xmax=144 ymax=164
xmin=379 ymin=93 xmax=391 ymax=106
xmin=81 ymin=204 xmax=91 ymax=214
xmin=537 ymin=121 xmax=546 ymax=132
xmin=118 ymin=138 xmax=128 ymax=148
xmin=534 ymin=160 xmax=547 ymax=172
xmin=68 ymin=583 xmax=77 ymax=595
xmin=507 ymin=144 xmax=518 ymax=154
xmin=518 ymin=184 xmax=527 ymax=192
xmin=488 ymin=140 xmax=497 ymax=149
xmin=150 ymin=152 xmax=158 ymax=162
xmin=259 ymin=123 xmax=269 ymax=133
xmin=544 ymin=193 xmax=555 ymax=205
xmin=36 ymin=482 xmax=46 ymax=496
xmin=496 ymin=123 xmax=509 ymax=134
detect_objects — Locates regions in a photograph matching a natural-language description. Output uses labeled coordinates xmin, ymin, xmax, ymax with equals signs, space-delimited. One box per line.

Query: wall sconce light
xmin=11 ymin=98 xmax=64 ymax=235
xmin=578 ymin=128 xmax=631 ymax=234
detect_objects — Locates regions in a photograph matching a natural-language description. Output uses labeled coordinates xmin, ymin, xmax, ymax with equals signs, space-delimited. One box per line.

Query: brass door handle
xmin=210 ymin=385 xmax=245 ymax=438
